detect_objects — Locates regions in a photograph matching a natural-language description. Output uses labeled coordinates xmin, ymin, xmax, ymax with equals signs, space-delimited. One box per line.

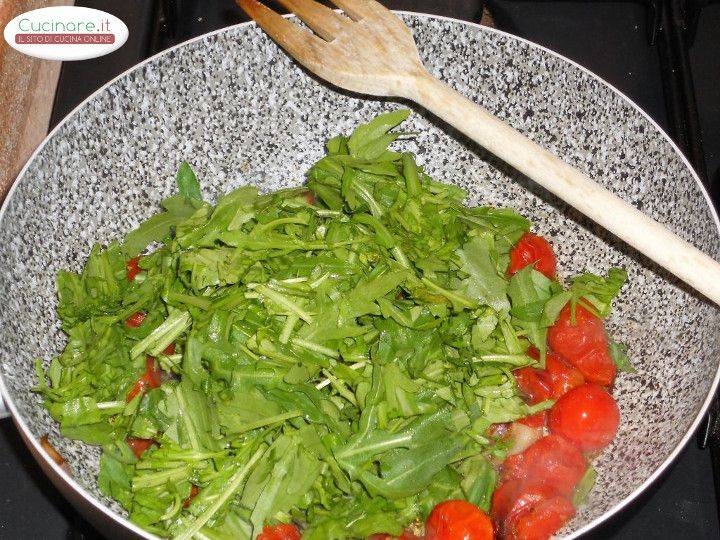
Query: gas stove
xmin=1 ymin=1 xmax=718 ymax=538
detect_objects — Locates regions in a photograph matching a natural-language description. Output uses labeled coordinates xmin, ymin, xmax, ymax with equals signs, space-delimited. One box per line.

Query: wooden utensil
xmin=236 ymin=0 xmax=720 ymax=306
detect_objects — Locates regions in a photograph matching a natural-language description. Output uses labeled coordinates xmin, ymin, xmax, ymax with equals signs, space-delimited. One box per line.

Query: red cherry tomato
xmin=183 ymin=485 xmax=200 ymax=508
xmin=517 ymin=412 xmax=547 ymax=430
xmin=368 ymin=531 xmax=422 ymax=540
xmin=162 ymin=343 xmax=176 ymax=356
xmin=126 ymin=357 xmax=163 ymax=402
xmin=304 ymin=191 xmax=316 ymax=205
xmin=491 ymin=480 xmax=573 ymax=540
xmin=548 ymin=304 xmax=616 ymax=386
xmin=542 ymin=353 xmax=585 ymax=399
xmin=549 ymin=383 xmax=620 ymax=452
xmin=508 ymin=233 xmax=556 ymax=279
xmin=491 ymin=480 xmax=555 ymax=535
xmin=510 ymin=495 xmax=575 ymax=540
xmin=514 ymin=368 xmax=551 ymax=405
xmin=126 ymin=257 xmax=142 ymax=281
xmin=257 ymin=524 xmax=301 ymax=540
xmin=426 ymin=499 xmax=494 ymax=540
xmin=126 ymin=437 xmax=155 ymax=459
xmin=501 ymin=435 xmax=586 ymax=497
xmin=125 ymin=311 xmax=146 ymax=328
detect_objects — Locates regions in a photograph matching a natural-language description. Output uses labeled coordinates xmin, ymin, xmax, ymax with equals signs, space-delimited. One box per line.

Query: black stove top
xmin=1 ymin=1 xmax=719 ymax=538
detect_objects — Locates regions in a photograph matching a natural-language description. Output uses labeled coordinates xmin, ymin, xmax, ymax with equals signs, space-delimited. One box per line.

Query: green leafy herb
xmin=573 ymin=466 xmax=597 ymax=506
xmin=570 ymin=268 xmax=627 ymax=317
xmin=176 ymin=162 xmax=203 ymax=201
xmin=609 ymin=339 xmax=636 ymax=373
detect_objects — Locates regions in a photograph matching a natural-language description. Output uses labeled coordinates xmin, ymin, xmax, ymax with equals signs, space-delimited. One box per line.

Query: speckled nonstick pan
xmin=0 ymin=12 xmax=719 ymax=539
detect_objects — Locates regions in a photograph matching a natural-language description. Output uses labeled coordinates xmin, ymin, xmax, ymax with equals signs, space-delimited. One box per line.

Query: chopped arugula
xmin=609 ymin=339 xmax=636 ymax=373
xmin=37 ymin=111 xmax=628 ymax=539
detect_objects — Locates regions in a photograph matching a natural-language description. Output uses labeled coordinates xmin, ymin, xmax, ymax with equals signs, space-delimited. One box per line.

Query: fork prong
xmin=236 ymin=0 xmax=327 ymax=62
xmin=275 ymin=0 xmax=348 ymax=41
xmin=326 ymin=0 xmax=383 ymax=21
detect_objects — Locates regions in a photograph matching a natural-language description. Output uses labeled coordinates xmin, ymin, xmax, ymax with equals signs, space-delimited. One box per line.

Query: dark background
xmin=1 ymin=1 xmax=719 ymax=538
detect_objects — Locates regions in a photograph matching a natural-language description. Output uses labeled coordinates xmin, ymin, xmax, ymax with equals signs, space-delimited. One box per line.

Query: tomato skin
xmin=510 ymin=495 xmax=575 ymax=540
xmin=542 ymin=353 xmax=585 ymax=399
xmin=514 ymin=368 xmax=551 ymax=405
xmin=125 ymin=311 xmax=146 ymax=328
xmin=508 ymin=233 xmax=556 ymax=279
xmin=126 ymin=437 xmax=155 ymax=459
xmin=517 ymin=412 xmax=547 ymax=430
xmin=549 ymin=383 xmax=620 ymax=452
xmin=515 ymin=350 xmax=583 ymax=407
xmin=162 ymin=343 xmax=176 ymax=356
xmin=492 ymin=480 xmax=573 ymax=540
xmin=548 ymin=304 xmax=616 ymax=386
xmin=257 ymin=524 xmax=301 ymax=540
xmin=501 ymin=435 xmax=586 ymax=497
xmin=491 ymin=480 xmax=555 ymax=535
xmin=368 ymin=531 xmax=422 ymax=540
xmin=126 ymin=357 xmax=163 ymax=402
xmin=126 ymin=257 xmax=142 ymax=281
xmin=183 ymin=485 xmax=199 ymax=508
xmin=304 ymin=191 xmax=316 ymax=205
xmin=426 ymin=499 xmax=494 ymax=540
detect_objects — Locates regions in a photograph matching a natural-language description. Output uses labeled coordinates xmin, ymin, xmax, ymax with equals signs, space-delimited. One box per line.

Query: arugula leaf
xmin=457 ymin=237 xmax=510 ymax=312
xmin=176 ymin=161 xmax=203 ymax=201
xmin=123 ymin=198 xmax=198 ymax=257
xmin=347 ymin=109 xmax=410 ymax=158
xmin=609 ymin=339 xmax=636 ymax=373
xmin=573 ymin=466 xmax=597 ymax=506
xmin=571 ymin=268 xmax=627 ymax=317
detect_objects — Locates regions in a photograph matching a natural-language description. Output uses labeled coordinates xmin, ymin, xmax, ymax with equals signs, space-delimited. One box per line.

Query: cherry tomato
xmin=368 ymin=531 xmax=422 ymax=540
xmin=126 ymin=257 xmax=142 ymax=281
xmin=510 ymin=495 xmax=575 ymax=540
xmin=548 ymin=304 xmax=616 ymax=386
xmin=126 ymin=437 xmax=155 ymax=459
xmin=125 ymin=311 xmax=146 ymax=328
xmin=517 ymin=412 xmax=547 ymax=430
xmin=162 ymin=343 xmax=176 ymax=356
xmin=514 ymin=368 xmax=551 ymax=405
xmin=491 ymin=480 xmax=573 ymax=540
xmin=183 ymin=485 xmax=200 ymax=508
xmin=126 ymin=357 xmax=163 ymax=402
xmin=542 ymin=353 xmax=585 ymax=399
xmin=257 ymin=524 xmax=301 ymax=540
xmin=426 ymin=499 xmax=494 ymax=540
xmin=491 ymin=480 xmax=555 ymax=535
xmin=549 ymin=383 xmax=620 ymax=452
xmin=501 ymin=435 xmax=586 ymax=497
xmin=508 ymin=233 xmax=556 ymax=279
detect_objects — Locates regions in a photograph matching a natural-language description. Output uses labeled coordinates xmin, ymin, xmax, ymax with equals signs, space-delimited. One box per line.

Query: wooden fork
xmin=237 ymin=0 xmax=720 ymax=306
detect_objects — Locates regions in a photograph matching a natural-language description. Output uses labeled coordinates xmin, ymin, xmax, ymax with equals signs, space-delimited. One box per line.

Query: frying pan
xmin=1 ymin=13 xmax=719 ymax=539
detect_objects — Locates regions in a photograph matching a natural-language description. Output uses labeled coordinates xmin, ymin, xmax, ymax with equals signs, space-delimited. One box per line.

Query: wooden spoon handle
xmin=409 ymin=74 xmax=720 ymax=305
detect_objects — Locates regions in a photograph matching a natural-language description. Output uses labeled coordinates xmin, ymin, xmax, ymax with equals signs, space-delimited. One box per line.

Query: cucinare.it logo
xmin=3 ymin=6 xmax=128 ymax=61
